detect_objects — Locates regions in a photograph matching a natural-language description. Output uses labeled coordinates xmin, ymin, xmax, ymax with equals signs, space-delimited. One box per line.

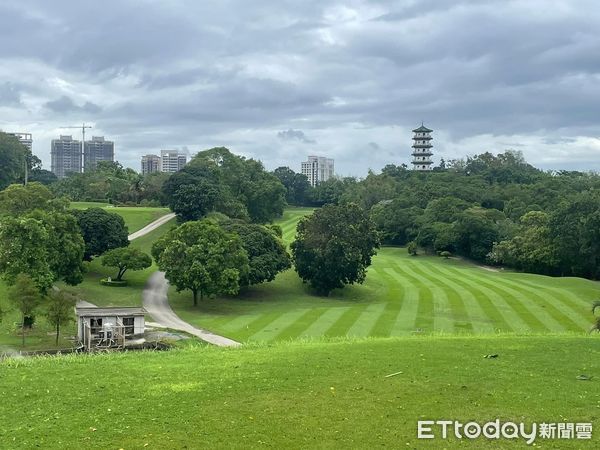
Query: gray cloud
xmin=277 ymin=129 xmax=316 ymax=144
xmin=0 ymin=0 xmax=599 ymax=174
xmin=45 ymin=96 xmax=102 ymax=114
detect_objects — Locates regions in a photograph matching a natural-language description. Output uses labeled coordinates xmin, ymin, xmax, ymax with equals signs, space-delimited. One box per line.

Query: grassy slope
xmin=1 ymin=335 xmax=598 ymax=449
xmin=171 ymin=209 xmax=600 ymax=343
xmin=70 ymin=201 xmax=170 ymax=233
xmin=0 ymin=205 xmax=175 ymax=351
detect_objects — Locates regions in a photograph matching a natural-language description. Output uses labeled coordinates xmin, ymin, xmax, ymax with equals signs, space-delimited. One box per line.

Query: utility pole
xmin=60 ymin=123 xmax=92 ymax=172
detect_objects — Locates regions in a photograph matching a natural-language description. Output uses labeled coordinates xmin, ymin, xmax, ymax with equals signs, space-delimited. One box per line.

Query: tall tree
xmin=152 ymin=220 xmax=249 ymax=305
xmin=46 ymin=288 xmax=77 ymax=345
xmin=72 ymin=208 xmax=129 ymax=260
xmin=0 ymin=132 xmax=27 ymax=190
xmin=291 ymin=204 xmax=380 ymax=295
xmin=8 ymin=274 xmax=42 ymax=345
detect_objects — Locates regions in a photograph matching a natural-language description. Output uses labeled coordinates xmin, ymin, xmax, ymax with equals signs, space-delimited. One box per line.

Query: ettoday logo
xmin=417 ymin=420 xmax=593 ymax=445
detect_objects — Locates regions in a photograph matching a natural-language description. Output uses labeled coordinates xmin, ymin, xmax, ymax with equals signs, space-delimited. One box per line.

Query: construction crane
xmin=60 ymin=123 xmax=92 ymax=172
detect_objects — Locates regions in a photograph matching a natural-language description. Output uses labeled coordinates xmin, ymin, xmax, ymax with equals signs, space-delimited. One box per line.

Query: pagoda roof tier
xmin=412 ymin=125 xmax=433 ymax=133
xmin=412 ymin=144 xmax=432 ymax=148
xmin=412 ymin=153 xmax=433 ymax=157
xmin=412 ymin=160 xmax=433 ymax=164
xmin=412 ymin=136 xmax=432 ymax=141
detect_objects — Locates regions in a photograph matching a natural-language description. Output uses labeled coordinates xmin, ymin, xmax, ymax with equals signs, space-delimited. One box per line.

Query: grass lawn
xmin=0 ymin=335 xmax=598 ymax=449
xmin=70 ymin=201 xmax=171 ymax=233
xmin=170 ymin=208 xmax=600 ymax=343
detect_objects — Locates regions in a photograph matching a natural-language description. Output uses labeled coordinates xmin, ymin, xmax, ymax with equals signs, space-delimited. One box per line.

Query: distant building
xmin=301 ymin=155 xmax=334 ymax=187
xmin=7 ymin=132 xmax=32 ymax=152
xmin=160 ymin=150 xmax=187 ymax=173
xmin=141 ymin=154 xmax=161 ymax=175
xmin=84 ymin=136 xmax=114 ymax=171
xmin=411 ymin=124 xmax=434 ymax=171
xmin=51 ymin=135 xmax=82 ymax=178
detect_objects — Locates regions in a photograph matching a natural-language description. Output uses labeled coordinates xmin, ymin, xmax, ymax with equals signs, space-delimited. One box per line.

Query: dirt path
xmin=128 ymin=213 xmax=176 ymax=241
xmin=142 ymin=272 xmax=240 ymax=347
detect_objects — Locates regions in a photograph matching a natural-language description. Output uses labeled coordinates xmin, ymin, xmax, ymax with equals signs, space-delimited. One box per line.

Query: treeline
xmin=299 ymin=150 xmax=600 ymax=280
xmin=51 ymin=161 xmax=169 ymax=206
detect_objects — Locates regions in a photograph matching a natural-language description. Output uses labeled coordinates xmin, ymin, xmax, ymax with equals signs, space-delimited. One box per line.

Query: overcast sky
xmin=1 ymin=0 xmax=599 ymax=176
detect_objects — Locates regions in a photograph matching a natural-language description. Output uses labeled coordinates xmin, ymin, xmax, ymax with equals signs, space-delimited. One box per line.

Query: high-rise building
xmin=84 ymin=136 xmax=114 ymax=171
xmin=160 ymin=150 xmax=187 ymax=173
xmin=7 ymin=132 xmax=32 ymax=152
xmin=411 ymin=124 xmax=434 ymax=171
xmin=141 ymin=154 xmax=161 ymax=175
xmin=51 ymin=135 xmax=82 ymax=178
xmin=301 ymin=155 xmax=335 ymax=187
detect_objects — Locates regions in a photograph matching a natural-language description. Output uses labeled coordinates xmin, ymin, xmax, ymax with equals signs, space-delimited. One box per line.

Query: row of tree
xmin=301 ymin=150 xmax=600 ymax=279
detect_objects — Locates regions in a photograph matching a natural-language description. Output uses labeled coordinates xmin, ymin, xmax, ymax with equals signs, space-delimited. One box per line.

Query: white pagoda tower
xmin=411 ymin=124 xmax=433 ymax=171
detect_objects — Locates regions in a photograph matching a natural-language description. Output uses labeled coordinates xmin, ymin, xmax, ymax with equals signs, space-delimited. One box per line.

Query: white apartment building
xmin=160 ymin=150 xmax=187 ymax=173
xmin=141 ymin=154 xmax=161 ymax=175
xmin=301 ymin=156 xmax=335 ymax=187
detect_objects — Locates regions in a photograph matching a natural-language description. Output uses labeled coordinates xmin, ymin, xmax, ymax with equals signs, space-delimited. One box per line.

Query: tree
xmin=0 ymin=216 xmax=54 ymax=292
xmin=170 ymin=181 xmax=220 ymax=221
xmin=490 ymin=211 xmax=558 ymax=274
xmin=291 ymin=203 xmax=380 ymax=295
xmin=46 ymin=288 xmax=77 ymax=345
xmin=0 ymin=182 xmax=55 ymax=216
xmin=549 ymin=192 xmax=600 ymax=279
xmin=101 ymin=247 xmax=152 ymax=281
xmin=8 ymin=274 xmax=42 ymax=346
xmin=222 ymin=221 xmax=291 ymax=286
xmin=164 ymin=148 xmax=286 ymax=223
xmin=0 ymin=132 xmax=27 ymax=190
xmin=273 ymin=167 xmax=312 ymax=205
xmin=73 ymin=208 xmax=129 ymax=260
xmin=152 ymin=220 xmax=249 ymax=305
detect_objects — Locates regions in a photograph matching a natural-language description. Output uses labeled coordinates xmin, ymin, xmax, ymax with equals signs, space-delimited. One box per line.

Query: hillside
xmin=1 ymin=335 xmax=598 ymax=449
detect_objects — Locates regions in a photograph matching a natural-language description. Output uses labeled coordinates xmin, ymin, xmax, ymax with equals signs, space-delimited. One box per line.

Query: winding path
xmin=143 ymin=272 xmax=240 ymax=347
xmin=134 ymin=213 xmax=241 ymax=347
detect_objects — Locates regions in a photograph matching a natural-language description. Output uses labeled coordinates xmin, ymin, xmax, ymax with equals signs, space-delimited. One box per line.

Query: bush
xmin=100 ymin=278 xmax=128 ymax=287
xmin=407 ymin=241 xmax=418 ymax=256
xmin=440 ymin=251 xmax=452 ymax=259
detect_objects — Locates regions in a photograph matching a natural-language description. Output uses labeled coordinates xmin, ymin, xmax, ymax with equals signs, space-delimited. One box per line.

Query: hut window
xmin=123 ymin=317 xmax=135 ymax=335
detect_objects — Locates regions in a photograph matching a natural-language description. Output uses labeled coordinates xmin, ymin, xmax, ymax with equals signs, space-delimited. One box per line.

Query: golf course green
xmin=171 ymin=208 xmax=600 ymax=342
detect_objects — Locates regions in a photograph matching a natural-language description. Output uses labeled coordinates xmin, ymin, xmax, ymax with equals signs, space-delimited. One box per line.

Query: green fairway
xmin=171 ymin=208 xmax=600 ymax=343
xmin=1 ymin=335 xmax=598 ymax=449
xmin=70 ymin=202 xmax=171 ymax=233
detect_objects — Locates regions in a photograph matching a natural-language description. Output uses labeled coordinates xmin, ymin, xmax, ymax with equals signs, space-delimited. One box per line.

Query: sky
xmin=1 ymin=0 xmax=599 ymax=176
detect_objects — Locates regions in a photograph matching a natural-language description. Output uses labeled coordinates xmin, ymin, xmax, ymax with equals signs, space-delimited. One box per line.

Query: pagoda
xmin=411 ymin=124 xmax=433 ymax=171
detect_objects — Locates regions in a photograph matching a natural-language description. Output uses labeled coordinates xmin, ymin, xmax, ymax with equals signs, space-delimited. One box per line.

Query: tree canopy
xmin=291 ymin=203 xmax=380 ymax=295
xmin=221 ymin=221 xmax=291 ymax=286
xmin=101 ymin=247 xmax=152 ymax=281
xmin=163 ymin=147 xmax=286 ymax=223
xmin=152 ymin=220 xmax=249 ymax=305
xmin=73 ymin=207 xmax=129 ymax=260
xmin=0 ymin=132 xmax=27 ymax=190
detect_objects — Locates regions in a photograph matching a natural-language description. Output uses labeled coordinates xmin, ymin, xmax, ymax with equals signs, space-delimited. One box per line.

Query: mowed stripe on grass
xmin=169 ymin=209 xmax=600 ymax=343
